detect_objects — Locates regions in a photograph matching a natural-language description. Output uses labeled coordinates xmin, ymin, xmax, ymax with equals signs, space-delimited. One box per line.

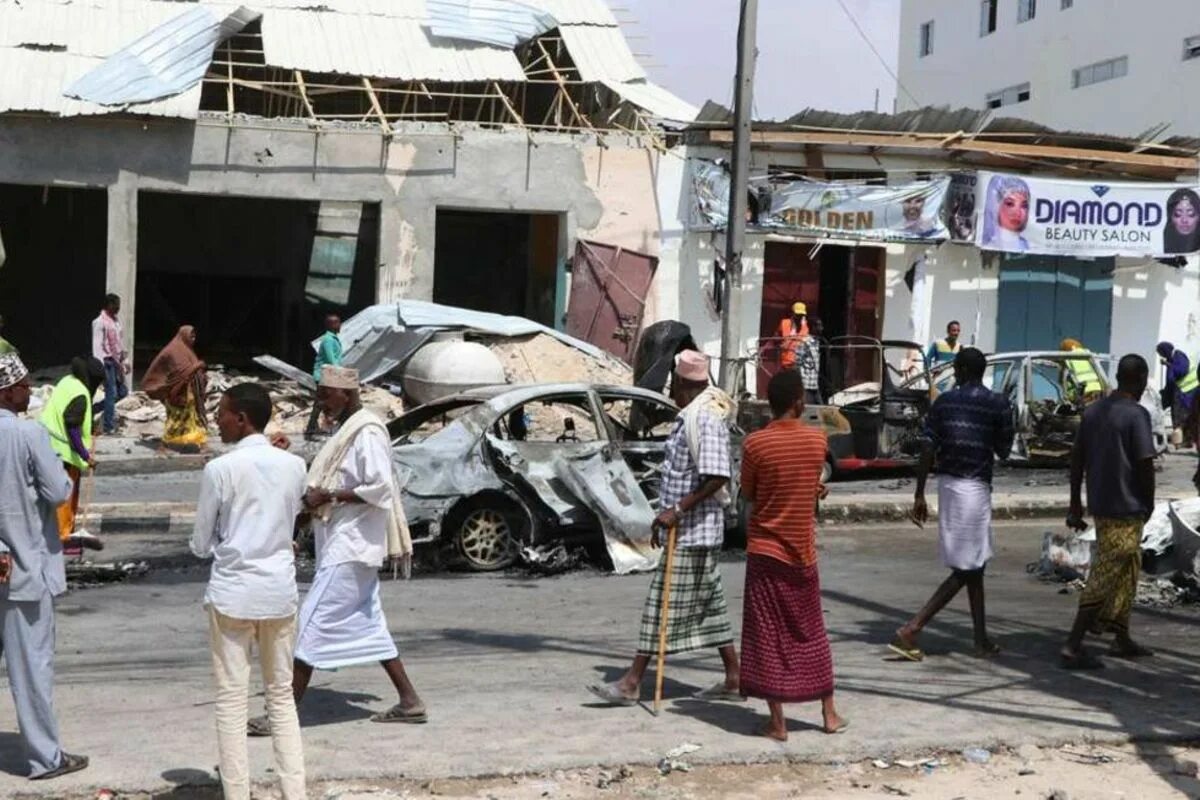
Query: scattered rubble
xmin=1029 ymin=529 xmax=1095 ymax=582
xmin=658 ymin=742 xmax=701 ymax=775
xmin=488 ymin=334 xmax=632 ymax=386
xmin=518 ymin=543 xmax=587 ymax=576
xmin=67 ymin=560 xmax=150 ymax=588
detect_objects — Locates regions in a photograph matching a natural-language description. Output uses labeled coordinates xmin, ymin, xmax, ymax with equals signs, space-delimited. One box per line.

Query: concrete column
xmin=105 ymin=172 xmax=138 ymax=367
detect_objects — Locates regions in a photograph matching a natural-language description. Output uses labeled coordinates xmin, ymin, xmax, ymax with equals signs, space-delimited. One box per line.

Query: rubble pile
xmin=32 ymin=366 xmax=407 ymax=439
xmin=488 ymin=333 xmax=632 ymax=386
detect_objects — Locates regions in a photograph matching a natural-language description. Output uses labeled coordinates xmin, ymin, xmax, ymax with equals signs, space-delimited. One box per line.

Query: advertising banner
xmin=692 ymin=162 xmax=952 ymax=243
xmin=974 ymin=171 xmax=1200 ymax=257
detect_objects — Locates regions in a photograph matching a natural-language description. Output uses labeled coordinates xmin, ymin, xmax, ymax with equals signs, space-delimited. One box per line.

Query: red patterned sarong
xmin=740 ymin=554 xmax=834 ymax=703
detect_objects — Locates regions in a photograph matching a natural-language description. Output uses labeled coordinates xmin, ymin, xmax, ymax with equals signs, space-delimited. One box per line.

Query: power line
xmin=833 ymin=0 xmax=921 ymax=110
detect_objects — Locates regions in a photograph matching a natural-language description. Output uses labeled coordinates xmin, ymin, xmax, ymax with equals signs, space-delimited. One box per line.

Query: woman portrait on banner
xmin=1163 ymin=188 xmax=1200 ymax=255
xmin=142 ymin=325 xmax=209 ymax=451
xmin=980 ymin=175 xmax=1031 ymax=252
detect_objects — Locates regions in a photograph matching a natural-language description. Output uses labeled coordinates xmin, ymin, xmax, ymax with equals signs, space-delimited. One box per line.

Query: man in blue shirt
xmin=890 ymin=348 xmax=1014 ymax=662
xmin=925 ymin=320 xmax=962 ymax=368
xmin=306 ymin=314 xmax=344 ymax=437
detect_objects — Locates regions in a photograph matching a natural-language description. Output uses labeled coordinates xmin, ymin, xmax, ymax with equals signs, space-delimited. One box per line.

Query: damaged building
xmin=0 ymin=0 xmax=691 ymax=369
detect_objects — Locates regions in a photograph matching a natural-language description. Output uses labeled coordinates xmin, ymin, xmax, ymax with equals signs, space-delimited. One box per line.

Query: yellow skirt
xmin=162 ymin=386 xmax=207 ymax=448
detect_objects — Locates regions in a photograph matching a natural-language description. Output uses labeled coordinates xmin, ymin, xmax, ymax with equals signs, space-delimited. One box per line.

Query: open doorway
xmin=433 ymin=210 xmax=561 ymax=327
xmin=757 ymin=241 xmax=883 ymax=397
xmin=137 ymin=192 xmax=378 ymax=368
xmin=0 ymin=184 xmax=107 ymax=367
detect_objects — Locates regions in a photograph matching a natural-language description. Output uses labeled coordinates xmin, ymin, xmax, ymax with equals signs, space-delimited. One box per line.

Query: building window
xmin=985 ymin=82 xmax=1032 ymax=109
xmin=1061 ymin=0 xmax=1073 ymax=8
xmin=1018 ymin=0 xmax=1036 ymax=22
xmin=980 ymin=0 xmax=998 ymax=36
xmin=1185 ymin=35 xmax=1200 ymax=61
xmin=919 ymin=20 xmax=934 ymax=57
xmin=1072 ymin=56 xmax=1128 ymax=88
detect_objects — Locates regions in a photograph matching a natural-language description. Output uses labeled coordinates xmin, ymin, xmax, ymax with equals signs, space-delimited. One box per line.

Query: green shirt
xmin=0 ymin=336 xmax=16 ymax=355
xmin=313 ymin=331 xmax=344 ymax=381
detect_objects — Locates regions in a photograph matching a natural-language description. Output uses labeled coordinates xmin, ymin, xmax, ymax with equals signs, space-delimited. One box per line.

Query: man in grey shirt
xmin=0 ymin=353 xmax=89 ymax=779
xmin=1062 ymin=354 xmax=1156 ymax=670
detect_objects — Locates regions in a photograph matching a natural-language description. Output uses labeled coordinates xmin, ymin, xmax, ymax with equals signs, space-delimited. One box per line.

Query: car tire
xmin=450 ymin=497 xmax=527 ymax=572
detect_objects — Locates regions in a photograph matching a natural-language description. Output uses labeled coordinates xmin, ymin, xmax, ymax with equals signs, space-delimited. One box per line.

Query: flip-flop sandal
xmin=973 ymin=642 xmax=1002 ymax=659
xmin=824 ymin=718 xmax=850 ymax=735
xmin=887 ymin=638 xmax=925 ymax=662
xmin=246 ymin=715 xmax=272 ymax=737
xmin=1060 ymin=651 xmax=1105 ymax=670
xmin=692 ymin=682 xmax=746 ymax=702
xmin=586 ymin=683 xmax=639 ymax=707
xmin=1108 ymin=642 xmax=1154 ymax=659
xmin=371 ymin=703 xmax=428 ymax=724
xmin=32 ymin=752 xmax=89 ymax=781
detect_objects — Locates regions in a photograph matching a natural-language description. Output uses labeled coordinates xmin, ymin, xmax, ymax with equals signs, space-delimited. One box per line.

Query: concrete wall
xmin=898 ymin=0 xmax=1200 ymax=137
xmin=0 ymin=113 xmax=664 ymax=361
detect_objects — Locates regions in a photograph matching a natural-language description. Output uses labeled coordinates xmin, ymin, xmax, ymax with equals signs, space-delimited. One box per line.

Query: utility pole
xmin=717 ymin=0 xmax=758 ymax=394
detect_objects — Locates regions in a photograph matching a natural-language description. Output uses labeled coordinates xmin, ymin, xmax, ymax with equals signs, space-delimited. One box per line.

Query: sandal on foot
xmin=824 ymin=718 xmax=850 ymax=735
xmin=1108 ymin=641 xmax=1154 ymax=659
xmin=692 ymin=682 xmax=746 ymax=702
xmin=246 ymin=715 xmax=272 ymax=737
xmin=371 ymin=703 xmax=428 ymax=724
xmin=888 ymin=638 xmax=925 ymax=662
xmin=32 ymin=753 xmax=89 ymax=781
xmin=1060 ymin=651 xmax=1105 ymax=670
xmin=586 ymin=682 xmax=639 ymax=707
xmin=974 ymin=641 xmax=1002 ymax=659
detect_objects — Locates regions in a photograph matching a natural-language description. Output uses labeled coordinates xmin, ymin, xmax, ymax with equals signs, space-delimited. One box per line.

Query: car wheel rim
xmin=460 ymin=508 xmax=514 ymax=567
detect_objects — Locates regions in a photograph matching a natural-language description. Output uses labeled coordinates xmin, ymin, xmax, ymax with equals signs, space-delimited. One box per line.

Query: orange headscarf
xmin=141 ymin=325 xmax=206 ymax=407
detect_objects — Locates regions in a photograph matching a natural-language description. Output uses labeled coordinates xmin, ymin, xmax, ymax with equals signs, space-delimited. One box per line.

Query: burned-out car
xmin=388 ymin=383 xmax=695 ymax=572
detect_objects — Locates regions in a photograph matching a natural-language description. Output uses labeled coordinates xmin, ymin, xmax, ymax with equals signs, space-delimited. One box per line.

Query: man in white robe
xmin=249 ymin=366 xmax=424 ymax=735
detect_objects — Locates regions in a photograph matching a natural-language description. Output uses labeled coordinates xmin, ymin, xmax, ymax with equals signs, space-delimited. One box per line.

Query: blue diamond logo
xmin=1091 ymin=185 xmax=1110 ymax=198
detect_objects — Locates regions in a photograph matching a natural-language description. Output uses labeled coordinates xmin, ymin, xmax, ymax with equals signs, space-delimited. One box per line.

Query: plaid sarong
xmin=636 ymin=547 xmax=735 ymax=656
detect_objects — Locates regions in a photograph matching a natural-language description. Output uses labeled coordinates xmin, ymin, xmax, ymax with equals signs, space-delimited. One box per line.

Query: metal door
xmin=758 ymin=242 xmax=822 ymax=396
xmin=565 ymin=240 xmax=658 ymax=362
xmin=997 ymin=255 xmax=1113 ymax=353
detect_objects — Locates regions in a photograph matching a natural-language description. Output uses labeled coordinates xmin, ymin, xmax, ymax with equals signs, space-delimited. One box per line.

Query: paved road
xmin=3 ymin=521 xmax=1198 ymax=797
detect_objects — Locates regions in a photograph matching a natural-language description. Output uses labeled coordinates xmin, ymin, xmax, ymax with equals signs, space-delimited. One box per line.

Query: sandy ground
xmin=52 ymin=742 xmax=1200 ymax=799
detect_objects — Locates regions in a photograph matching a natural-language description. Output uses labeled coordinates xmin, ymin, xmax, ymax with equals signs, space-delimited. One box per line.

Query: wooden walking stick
xmin=652 ymin=524 xmax=678 ymax=717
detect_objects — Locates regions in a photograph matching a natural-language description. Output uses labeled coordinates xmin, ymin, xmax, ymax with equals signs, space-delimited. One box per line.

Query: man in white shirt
xmin=249 ymin=365 xmax=424 ymax=734
xmin=191 ymin=383 xmax=307 ymax=800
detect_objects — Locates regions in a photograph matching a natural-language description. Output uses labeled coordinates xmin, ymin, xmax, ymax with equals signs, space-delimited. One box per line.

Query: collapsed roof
xmin=0 ymin=0 xmax=698 ymax=132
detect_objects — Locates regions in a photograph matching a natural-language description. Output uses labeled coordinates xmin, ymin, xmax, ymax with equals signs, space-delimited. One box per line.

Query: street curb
xmin=96 ymin=455 xmax=209 ymax=476
xmin=820 ymin=497 xmax=1071 ymax=525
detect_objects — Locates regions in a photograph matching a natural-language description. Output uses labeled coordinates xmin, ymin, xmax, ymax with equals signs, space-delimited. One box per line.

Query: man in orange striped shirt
xmin=739 ymin=370 xmax=847 ymax=741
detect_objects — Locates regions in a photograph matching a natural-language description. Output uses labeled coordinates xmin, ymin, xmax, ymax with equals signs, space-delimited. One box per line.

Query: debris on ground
xmin=1029 ymin=529 xmax=1095 ymax=582
xmin=962 ymin=747 xmax=991 ymax=765
xmin=518 ymin=544 xmax=587 ymax=576
xmin=67 ymin=560 xmax=150 ymax=587
xmin=489 ymin=333 xmax=632 ymax=386
xmin=594 ymin=766 xmax=632 ymax=789
xmin=658 ymin=742 xmax=702 ymax=775
xmin=1136 ymin=576 xmax=1200 ymax=608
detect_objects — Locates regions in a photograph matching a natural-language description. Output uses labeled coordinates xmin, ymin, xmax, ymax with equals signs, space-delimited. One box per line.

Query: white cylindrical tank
xmin=402 ymin=335 xmax=506 ymax=405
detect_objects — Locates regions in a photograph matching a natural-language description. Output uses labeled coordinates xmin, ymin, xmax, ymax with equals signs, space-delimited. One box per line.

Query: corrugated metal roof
xmin=259 ymin=9 xmax=526 ymax=81
xmin=424 ymin=0 xmax=557 ymax=50
xmin=0 ymin=47 xmax=201 ymax=117
xmin=601 ymin=79 xmax=697 ymax=124
xmin=558 ymin=23 xmax=643 ymax=82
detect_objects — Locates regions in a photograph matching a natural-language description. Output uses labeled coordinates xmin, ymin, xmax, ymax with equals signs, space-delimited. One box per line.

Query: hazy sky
xmin=616 ymin=0 xmax=901 ymax=120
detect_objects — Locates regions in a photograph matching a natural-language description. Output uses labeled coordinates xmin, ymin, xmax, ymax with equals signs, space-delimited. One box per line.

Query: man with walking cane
xmin=587 ymin=350 xmax=740 ymax=707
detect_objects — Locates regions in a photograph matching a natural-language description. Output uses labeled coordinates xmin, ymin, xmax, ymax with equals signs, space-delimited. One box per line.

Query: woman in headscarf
xmin=1157 ymin=341 xmax=1197 ymax=428
xmin=142 ymin=325 xmax=209 ymax=450
xmin=1163 ymin=189 xmax=1200 ymax=255
xmin=981 ymin=175 xmax=1031 ymax=252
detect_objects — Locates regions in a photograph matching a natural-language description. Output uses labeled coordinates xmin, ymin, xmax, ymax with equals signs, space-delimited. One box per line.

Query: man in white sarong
xmin=249 ymin=365 xmax=424 ymax=735
xmin=889 ymin=348 xmax=1015 ymax=662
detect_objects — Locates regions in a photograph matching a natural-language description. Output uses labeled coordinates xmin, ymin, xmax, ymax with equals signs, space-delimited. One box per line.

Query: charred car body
xmin=389 ymin=382 xmax=697 ymax=572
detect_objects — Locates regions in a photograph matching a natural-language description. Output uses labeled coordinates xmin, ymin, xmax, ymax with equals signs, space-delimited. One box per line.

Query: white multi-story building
xmin=897 ymin=0 xmax=1200 ymax=138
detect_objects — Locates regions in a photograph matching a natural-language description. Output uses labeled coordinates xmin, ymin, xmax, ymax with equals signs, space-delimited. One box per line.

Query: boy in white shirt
xmin=191 ymin=383 xmax=307 ymax=800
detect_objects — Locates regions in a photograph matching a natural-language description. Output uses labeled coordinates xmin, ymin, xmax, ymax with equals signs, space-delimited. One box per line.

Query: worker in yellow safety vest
xmin=39 ymin=357 xmax=106 ymax=554
xmin=1157 ymin=341 xmax=1199 ymax=425
xmin=1059 ymin=338 xmax=1104 ymax=403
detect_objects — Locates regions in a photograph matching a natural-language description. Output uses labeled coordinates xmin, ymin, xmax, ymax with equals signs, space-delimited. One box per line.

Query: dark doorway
xmin=136 ymin=193 xmax=378 ymax=369
xmin=757 ymin=241 xmax=884 ymax=397
xmin=434 ymin=210 xmax=561 ymax=326
xmin=0 ymin=184 xmax=107 ymax=368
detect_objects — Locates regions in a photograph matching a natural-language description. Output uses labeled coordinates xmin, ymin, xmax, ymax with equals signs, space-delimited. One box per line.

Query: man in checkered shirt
xmin=794 ymin=336 xmax=822 ymax=404
xmin=587 ymin=350 xmax=741 ymax=706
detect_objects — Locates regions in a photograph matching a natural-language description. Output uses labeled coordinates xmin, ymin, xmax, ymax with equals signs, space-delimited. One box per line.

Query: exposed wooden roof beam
xmin=705 ymin=129 xmax=1199 ymax=171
